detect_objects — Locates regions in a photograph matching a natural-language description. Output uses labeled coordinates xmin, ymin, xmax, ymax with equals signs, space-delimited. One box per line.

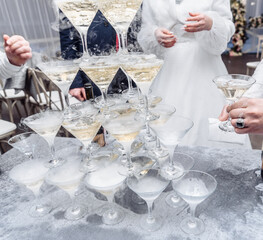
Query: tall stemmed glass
xmin=45 ymin=159 xmax=87 ymax=220
xmin=55 ymin=0 xmax=98 ymax=61
xmin=98 ymin=0 xmax=142 ymax=54
xmin=103 ymin=111 xmax=144 ymax=176
xmin=80 ymin=57 xmax=119 ymax=108
xmin=173 ymin=170 xmax=217 ymax=235
xmin=213 ymin=74 xmax=255 ymax=132
xmin=37 ymin=60 xmax=79 ymax=108
xmin=127 ymin=168 xmax=170 ymax=232
xmin=23 ymin=110 xmax=64 ymax=168
xmin=62 ymin=110 xmax=101 ymax=172
xmin=85 ymin=162 xmax=126 ymax=225
xmin=149 ymin=115 xmax=194 ymax=180
xmin=8 ymin=132 xmax=39 ymax=160
xmin=9 ymin=160 xmax=52 ymax=217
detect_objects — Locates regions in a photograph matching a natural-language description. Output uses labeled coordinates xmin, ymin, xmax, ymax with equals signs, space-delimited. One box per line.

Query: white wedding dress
xmin=138 ymin=0 xmax=251 ymax=148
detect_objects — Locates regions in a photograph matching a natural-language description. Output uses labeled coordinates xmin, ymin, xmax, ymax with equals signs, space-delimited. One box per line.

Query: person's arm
xmin=0 ymin=35 xmax=32 ymax=80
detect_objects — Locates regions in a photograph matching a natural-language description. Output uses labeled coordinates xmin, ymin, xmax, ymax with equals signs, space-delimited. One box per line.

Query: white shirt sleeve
xmin=194 ymin=0 xmax=235 ymax=55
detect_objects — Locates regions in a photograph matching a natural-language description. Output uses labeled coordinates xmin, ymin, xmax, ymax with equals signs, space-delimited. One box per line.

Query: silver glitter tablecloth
xmin=1 ymin=137 xmax=263 ymax=240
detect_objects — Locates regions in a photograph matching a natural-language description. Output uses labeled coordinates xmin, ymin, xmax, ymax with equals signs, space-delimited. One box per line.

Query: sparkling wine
xmin=56 ymin=0 xmax=97 ymax=28
xmin=217 ymin=84 xmax=249 ymax=102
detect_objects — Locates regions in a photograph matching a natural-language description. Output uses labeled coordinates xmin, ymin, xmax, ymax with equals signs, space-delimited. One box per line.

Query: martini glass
xmin=69 ymin=101 xmax=99 ymax=117
xmin=85 ymin=162 xmax=126 ymax=225
xmin=213 ymin=74 xmax=255 ymax=132
xmin=8 ymin=132 xmax=38 ymax=160
xmin=80 ymin=57 xmax=119 ymax=108
xmin=149 ymin=115 xmax=194 ymax=180
xmin=127 ymin=168 xmax=170 ymax=232
xmin=45 ymin=158 xmax=87 ymax=220
xmin=9 ymin=159 xmax=52 ymax=217
xmin=62 ymin=110 xmax=102 ymax=173
xmin=55 ymin=0 xmax=98 ymax=61
xmin=173 ymin=170 xmax=217 ymax=235
xmin=148 ymin=103 xmax=176 ymax=159
xmin=165 ymin=153 xmax=195 ymax=209
xmin=23 ymin=110 xmax=64 ymax=168
xmin=103 ymin=111 xmax=144 ymax=176
xmin=98 ymin=0 xmax=142 ymax=54
xmin=37 ymin=60 xmax=79 ymax=108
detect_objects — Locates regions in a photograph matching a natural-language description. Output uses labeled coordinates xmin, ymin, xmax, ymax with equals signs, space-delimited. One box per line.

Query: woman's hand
xmin=184 ymin=12 xmax=213 ymax=33
xmin=154 ymin=28 xmax=176 ymax=48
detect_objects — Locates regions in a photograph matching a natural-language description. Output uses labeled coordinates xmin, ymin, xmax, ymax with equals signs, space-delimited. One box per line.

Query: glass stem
xmin=117 ymin=30 xmax=128 ymax=54
xmin=126 ymin=151 xmax=133 ymax=171
xmin=146 ymin=200 xmax=155 ymax=224
xmin=190 ymin=204 xmax=197 ymax=219
xmin=50 ymin=143 xmax=56 ymax=161
xmin=156 ymin=138 xmax=161 ymax=150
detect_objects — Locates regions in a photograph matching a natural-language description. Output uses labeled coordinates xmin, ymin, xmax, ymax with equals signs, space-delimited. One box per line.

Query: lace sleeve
xmin=194 ymin=0 xmax=235 ymax=55
xmin=137 ymin=0 xmax=165 ymax=59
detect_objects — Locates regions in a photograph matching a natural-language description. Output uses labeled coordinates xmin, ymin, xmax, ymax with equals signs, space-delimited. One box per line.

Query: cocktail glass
xmin=8 ymin=132 xmax=38 ymax=160
xmin=165 ymin=153 xmax=195 ymax=209
xmin=149 ymin=115 xmax=194 ymax=180
xmin=23 ymin=110 xmax=64 ymax=168
xmin=45 ymin=158 xmax=87 ymax=220
xmin=213 ymin=74 xmax=255 ymax=132
xmin=55 ymin=0 xmax=98 ymax=61
xmin=62 ymin=110 xmax=102 ymax=173
xmin=85 ymin=162 xmax=126 ymax=225
xmin=148 ymin=103 xmax=176 ymax=159
xmin=9 ymin=159 xmax=52 ymax=217
xmin=127 ymin=168 xmax=170 ymax=232
xmin=173 ymin=170 xmax=217 ymax=235
xmin=98 ymin=0 xmax=142 ymax=54
xmin=80 ymin=57 xmax=119 ymax=108
xmin=103 ymin=111 xmax=144 ymax=176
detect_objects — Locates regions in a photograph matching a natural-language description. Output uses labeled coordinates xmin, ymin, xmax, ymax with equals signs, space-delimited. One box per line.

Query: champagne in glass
xmin=9 ymin=160 xmax=52 ymax=217
xmin=127 ymin=168 xmax=169 ymax=232
xmin=55 ymin=0 xmax=98 ymax=60
xmin=45 ymin=158 xmax=87 ymax=220
xmin=23 ymin=110 xmax=64 ymax=168
xmin=85 ymin=162 xmax=126 ymax=225
xmin=173 ymin=170 xmax=217 ymax=235
xmin=213 ymin=74 xmax=255 ymax=132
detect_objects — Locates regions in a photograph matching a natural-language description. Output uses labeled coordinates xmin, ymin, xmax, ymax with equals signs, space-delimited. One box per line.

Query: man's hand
xmin=227 ymin=98 xmax=263 ymax=134
xmin=154 ymin=28 xmax=176 ymax=48
xmin=3 ymin=34 xmax=32 ymax=66
xmin=184 ymin=12 xmax=213 ymax=32
xmin=69 ymin=87 xmax=86 ymax=101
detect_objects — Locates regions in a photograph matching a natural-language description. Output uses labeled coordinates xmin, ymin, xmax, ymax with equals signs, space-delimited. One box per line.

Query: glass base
xmin=145 ymin=111 xmax=159 ymax=122
xmin=29 ymin=203 xmax=52 ymax=218
xmin=122 ymin=88 xmax=138 ymax=99
xmin=102 ymin=208 xmax=124 ymax=225
xmin=44 ymin=157 xmax=66 ymax=168
xmin=180 ymin=216 xmax=205 ymax=235
xmin=64 ymin=204 xmax=88 ymax=221
xmin=219 ymin=120 xmax=234 ymax=132
xmin=160 ymin=164 xmax=184 ymax=180
xmin=144 ymin=133 xmax=156 ymax=142
xmin=165 ymin=193 xmax=187 ymax=209
xmin=148 ymin=147 xmax=169 ymax=159
xmin=140 ymin=214 xmax=163 ymax=232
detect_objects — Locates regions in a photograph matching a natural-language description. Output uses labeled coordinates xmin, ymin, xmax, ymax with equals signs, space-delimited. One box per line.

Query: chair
xmin=0 ymin=119 xmax=16 ymax=154
xmin=27 ymin=68 xmax=66 ymax=112
xmin=246 ymin=43 xmax=263 ymax=75
xmin=0 ymin=79 xmax=28 ymax=123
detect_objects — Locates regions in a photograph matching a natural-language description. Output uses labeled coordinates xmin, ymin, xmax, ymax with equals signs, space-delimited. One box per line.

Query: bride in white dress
xmin=138 ymin=0 xmax=250 ymax=147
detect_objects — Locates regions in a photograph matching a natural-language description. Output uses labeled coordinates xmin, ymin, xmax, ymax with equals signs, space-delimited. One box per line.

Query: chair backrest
xmin=0 ymin=78 xmax=8 ymax=97
xmin=27 ymin=68 xmax=65 ymax=111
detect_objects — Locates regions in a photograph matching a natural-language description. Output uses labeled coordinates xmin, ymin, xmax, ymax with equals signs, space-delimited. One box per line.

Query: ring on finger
xmin=236 ymin=117 xmax=245 ymax=129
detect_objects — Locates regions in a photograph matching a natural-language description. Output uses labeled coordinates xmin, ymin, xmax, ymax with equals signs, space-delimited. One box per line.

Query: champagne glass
xmin=127 ymin=168 xmax=170 ymax=232
xmin=55 ymin=0 xmax=98 ymax=61
xmin=8 ymin=132 xmax=39 ymax=160
xmin=85 ymin=162 xmax=126 ymax=225
xmin=62 ymin=110 xmax=102 ymax=173
xmin=165 ymin=153 xmax=195 ymax=209
xmin=103 ymin=111 xmax=144 ymax=176
xmin=149 ymin=115 xmax=194 ymax=180
xmin=173 ymin=170 xmax=217 ymax=235
xmin=23 ymin=110 xmax=64 ymax=168
xmin=213 ymin=74 xmax=255 ymax=132
xmin=98 ymin=0 xmax=142 ymax=54
xmin=9 ymin=159 xmax=52 ymax=217
xmin=45 ymin=158 xmax=87 ymax=220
